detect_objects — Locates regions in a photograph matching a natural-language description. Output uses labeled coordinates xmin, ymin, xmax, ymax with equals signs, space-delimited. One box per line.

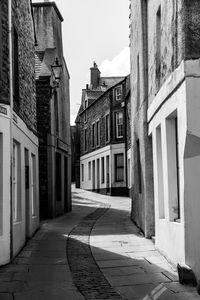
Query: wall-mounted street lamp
xmin=51 ymin=57 xmax=62 ymax=89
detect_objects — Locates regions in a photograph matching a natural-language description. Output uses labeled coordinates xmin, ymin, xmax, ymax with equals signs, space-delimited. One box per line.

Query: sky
xmin=33 ymin=0 xmax=130 ymax=124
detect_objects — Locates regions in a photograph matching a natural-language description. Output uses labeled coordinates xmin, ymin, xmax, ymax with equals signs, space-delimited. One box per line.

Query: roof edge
xmin=32 ymin=2 xmax=64 ymax=22
xmin=79 ymin=76 xmax=127 ymax=116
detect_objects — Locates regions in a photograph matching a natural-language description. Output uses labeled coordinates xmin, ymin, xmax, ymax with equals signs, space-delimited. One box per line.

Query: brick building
xmin=33 ymin=1 xmax=71 ymax=219
xmin=130 ymin=0 xmax=200 ymax=283
xmin=0 ymin=0 xmax=39 ymax=265
xmin=75 ymin=63 xmax=130 ymax=196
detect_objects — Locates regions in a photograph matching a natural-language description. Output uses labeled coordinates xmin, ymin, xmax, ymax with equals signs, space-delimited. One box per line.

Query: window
xmin=116 ymin=112 xmax=123 ymax=138
xmin=13 ymin=27 xmax=19 ymax=104
xmin=96 ymin=120 xmax=100 ymax=146
xmin=92 ymin=123 xmax=95 ymax=148
xmin=31 ymin=154 xmax=37 ymax=216
xmin=136 ymin=139 xmax=142 ymax=193
xmin=156 ymin=126 xmax=164 ymax=218
xmin=115 ymin=86 xmax=122 ymax=101
xmin=166 ymin=115 xmax=180 ymax=221
xmin=127 ymin=158 xmax=131 ymax=188
xmin=81 ymin=164 xmax=84 ymax=181
xmin=84 ymin=99 xmax=88 ymax=109
xmin=88 ymin=161 xmax=91 ymax=180
xmin=115 ymin=153 xmax=124 ymax=182
xmin=54 ymin=91 xmax=59 ymax=135
xmin=101 ymin=157 xmax=105 ymax=183
xmin=84 ymin=128 xmax=87 ymax=152
xmin=13 ymin=141 xmax=21 ymax=222
xmin=105 ymin=114 xmax=110 ymax=142
xmin=156 ymin=6 xmax=161 ymax=88
xmin=84 ymin=111 xmax=87 ymax=123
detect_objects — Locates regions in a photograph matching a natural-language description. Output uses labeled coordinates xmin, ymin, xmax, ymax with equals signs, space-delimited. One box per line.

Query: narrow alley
xmin=0 ymin=186 xmax=199 ymax=300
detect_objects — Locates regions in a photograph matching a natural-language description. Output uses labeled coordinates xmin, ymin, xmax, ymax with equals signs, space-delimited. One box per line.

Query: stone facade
xmin=131 ymin=0 xmax=200 ymax=284
xmin=130 ymin=0 xmax=154 ymax=238
xmin=0 ymin=0 xmax=39 ymax=265
xmin=12 ymin=0 xmax=37 ymax=133
xmin=76 ymin=64 xmax=130 ymax=196
xmin=0 ymin=1 xmax=9 ymax=104
xmin=33 ymin=2 xmax=71 ymax=219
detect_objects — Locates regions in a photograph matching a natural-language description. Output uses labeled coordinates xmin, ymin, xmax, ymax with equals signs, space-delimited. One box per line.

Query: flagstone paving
xmin=0 ymin=186 xmax=199 ymax=299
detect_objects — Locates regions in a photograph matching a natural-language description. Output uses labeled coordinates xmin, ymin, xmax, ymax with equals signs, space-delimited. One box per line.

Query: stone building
xmin=76 ymin=63 xmax=130 ymax=196
xmin=129 ymin=0 xmax=154 ymax=238
xmin=131 ymin=0 xmax=200 ymax=283
xmin=0 ymin=0 xmax=39 ymax=265
xmin=33 ymin=1 xmax=71 ymax=219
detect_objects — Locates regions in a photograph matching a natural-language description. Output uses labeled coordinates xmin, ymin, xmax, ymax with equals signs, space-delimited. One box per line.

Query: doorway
xmin=106 ymin=155 xmax=110 ymax=194
xmin=24 ymin=149 xmax=29 ymax=239
xmin=92 ymin=160 xmax=95 ymax=191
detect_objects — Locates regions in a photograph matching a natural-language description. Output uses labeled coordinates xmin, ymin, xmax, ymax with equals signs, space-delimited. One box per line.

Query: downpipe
xmin=8 ymin=0 xmax=13 ymax=260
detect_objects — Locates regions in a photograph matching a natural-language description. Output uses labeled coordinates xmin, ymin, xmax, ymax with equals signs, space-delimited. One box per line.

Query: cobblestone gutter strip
xmin=67 ymin=203 xmax=123 ymax=300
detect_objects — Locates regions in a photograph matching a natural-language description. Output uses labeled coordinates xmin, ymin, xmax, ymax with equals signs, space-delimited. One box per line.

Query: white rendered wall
xmin=148 ymin=69 xmax=187 ymax=265
xmin=0 ymin=110 xmax=11 ymax=265
xmin=80 ymin=144 xmax=126 ymax=192
xmin=183 ymin=60 xmax=200 ymax=280
xmin=12 ymin=111 xmax=39 ymax=257
xmin=80 ymin=145 xmax=111 ymax=191
xmin=149 ymin=60 xmax=200 ymax=280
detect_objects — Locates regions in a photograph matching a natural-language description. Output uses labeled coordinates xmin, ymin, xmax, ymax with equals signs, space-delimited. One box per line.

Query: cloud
xmin=99 ymin=47 xmax=130 ymax=77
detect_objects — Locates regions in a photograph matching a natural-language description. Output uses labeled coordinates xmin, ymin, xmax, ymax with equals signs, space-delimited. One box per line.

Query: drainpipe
xmin=8 ymin=0 xmax=13 ymax=260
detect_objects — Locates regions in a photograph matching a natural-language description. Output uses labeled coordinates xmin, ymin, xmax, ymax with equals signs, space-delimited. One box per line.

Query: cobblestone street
xmin=0 ymin=186 xmax=199 ymax=300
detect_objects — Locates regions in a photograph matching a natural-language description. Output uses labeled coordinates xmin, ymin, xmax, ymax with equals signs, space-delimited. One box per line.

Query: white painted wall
xmin=0 ymin=111 xmax=11 ymax=265
xmin=148 ymin=59 xmax=200 ymax=281
xmin=12 ymin=111 xmax=39 ymax=257
xmin=183 ymin=60 xmax=200 ymax=280
xmin=148 ymin=69 xmax=187 ymax=265
xmin=80 ymin=143 xmax=126 ymax=192
xmin=80 ymin=145 xmax=111 ymax=191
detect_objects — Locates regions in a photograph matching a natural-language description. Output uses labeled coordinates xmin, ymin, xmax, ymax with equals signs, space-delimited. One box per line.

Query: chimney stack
xmin=90 ymin=61 xmax=100 ymax=89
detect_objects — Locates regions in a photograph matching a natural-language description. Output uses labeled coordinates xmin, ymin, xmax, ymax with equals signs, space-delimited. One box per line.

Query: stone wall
xmin=36 ymin=78 xmax=51 ymax=219
xmin=79 ymin=92 xmax=110 ymax=157
xmin=79 ymin=78 xmax=129 ymax=158
xmin=147 ymin=0 xmax=200 ymax=104
xmin=130 ymin=0 xmax=155 ymax=238
xmin=0 ymin=0 xmax=9 ymax=104
xmin=12 ymin=0 xmax=37 ymax=133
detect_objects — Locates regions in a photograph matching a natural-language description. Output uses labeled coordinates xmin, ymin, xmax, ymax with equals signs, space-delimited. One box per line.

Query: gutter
xmin=8 ymin=0 xmax=13 ymax=260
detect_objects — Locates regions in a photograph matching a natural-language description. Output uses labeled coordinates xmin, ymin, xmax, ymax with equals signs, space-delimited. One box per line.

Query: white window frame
xmin=115 ymin=86 xmax=122 ymax=101
xmin=84 ymin=128 xmax=87 ymax=152
xmin=115 ymin=153 xmax=124 ymax=182
xmin=91 ymin=122 xmax=95 ymax=148
xmin=81 ymin=164 xmax=84 ymax=181
xmin=88 ymin=161 xmax=91 ymax=180
xmin=116 ymin=111 xmax=123 ymax=138
xmin=96 ymin=120 xmax=100 ymax=147
xmin=105 ymin=114 xmax=110 ymax=142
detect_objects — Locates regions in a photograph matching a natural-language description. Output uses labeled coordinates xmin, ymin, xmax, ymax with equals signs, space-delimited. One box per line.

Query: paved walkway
xmin=0 ymin=186 xmax=199 ymax=299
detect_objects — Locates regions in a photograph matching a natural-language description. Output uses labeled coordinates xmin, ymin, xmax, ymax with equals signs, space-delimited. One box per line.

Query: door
xmin=64 ymin=156 xmax=68 ymax=212
xmin=97 ymin=159 xmax=100 ymax=193
xmin=92 ymin=160 xmax=95 ymax=191
xmin=106 ymin=155 xmax=110 ymax=194
xmin=25 ymin=149 xmax=29 ymax=239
